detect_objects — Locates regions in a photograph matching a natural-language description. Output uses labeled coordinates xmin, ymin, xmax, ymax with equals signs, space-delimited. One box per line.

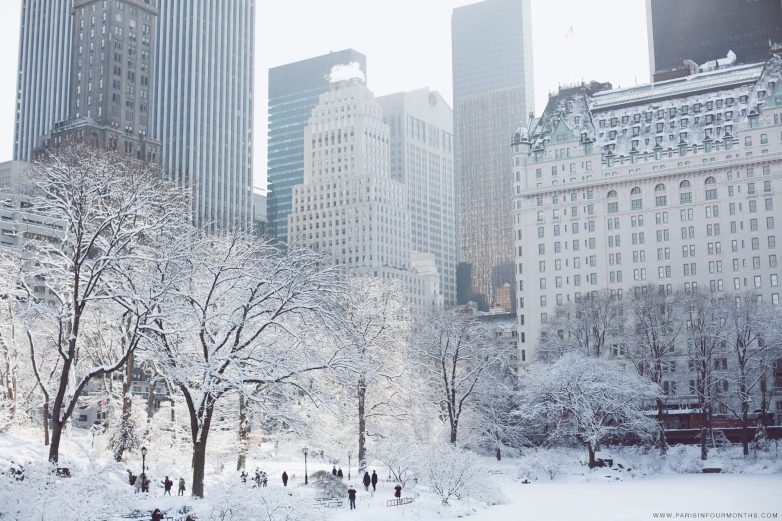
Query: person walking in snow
xmin=337 ymin=467 xmax=344 ymax=479
xmin=133 ymin=474 xmax=142 ymax=494
xmin=362 ymin=471 xmax=371 ymax=491
xmin=282 ymin=471 xmax=289 ymax=487
xmin=178 ymin=477 xmax=186 ymax=496
xmin=162 ymin=476 xmax=173 ymax=495
xmin=254 ymin=468 xmax=261 ymax=488
xmin=347 ymin=485 xmax=357 ymax=510
xmin=332 ymin=465 xmax=337 ymax=476
xmin=151 ymin=508 xmax=163 ymax=521
xmin=261 ymin=471 xmax=268 ymax=487
xmin=394 ymin=484 xmax=402 ymax=499
xmin=371 ymin=470 xmax=378 ymax=492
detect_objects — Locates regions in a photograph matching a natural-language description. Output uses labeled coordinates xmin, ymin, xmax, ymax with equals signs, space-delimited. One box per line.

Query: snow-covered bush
xmin=421 ymin=443 xmax=504 ymax=506
xmin=666 ymin=445 xmax=704 ymax=474
xmin=310 ymin=470 xmax=347 ymax=498
xmin=196 ymin=483 xmax=322 ymax=521
xmin=517 ymin=450 xmax=572 ymax=481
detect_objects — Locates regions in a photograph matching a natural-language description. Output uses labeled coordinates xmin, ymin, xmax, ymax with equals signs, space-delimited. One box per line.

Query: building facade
xmin=513 ymin=53 xmax=782 ymax=366
xmin=287 ymin=77 xmax=440 ymax=312
xmin=267 ymin=50 xmax=367 ymax=243
xmin=13 ymin=0 xmax=72 ymax=162
xmin=155 ymin=0 xmax=255 ymax=229
xmin=377 ymin=89 xmax=457 ymax=306
xmin=452 ymin=0 xmax=534 ymax=310
xmin=40 ymin=0 xmax=161 ymax=161
xmin=646 ymin=0 xmax=782 ymax=78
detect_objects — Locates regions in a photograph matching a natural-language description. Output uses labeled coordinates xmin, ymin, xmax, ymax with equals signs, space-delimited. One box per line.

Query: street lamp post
xmin=348 ymin=450 xmax=352 ymax=481
xmin=141 ymin=446 xmax=147 ymax=478
xmin=302 ymin=447 xmax=309 ymax=485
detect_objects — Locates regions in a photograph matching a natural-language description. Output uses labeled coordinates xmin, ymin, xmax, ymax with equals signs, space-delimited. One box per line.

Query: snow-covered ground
xmin=0 ymin=428 xmax=780 ymax=521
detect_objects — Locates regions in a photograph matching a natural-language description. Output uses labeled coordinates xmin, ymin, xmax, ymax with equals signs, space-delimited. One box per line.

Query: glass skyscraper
xmin=267 ymin=49 xmax=367 ymax=243
xmin=451 ymin=0 xmax=533 ymax=310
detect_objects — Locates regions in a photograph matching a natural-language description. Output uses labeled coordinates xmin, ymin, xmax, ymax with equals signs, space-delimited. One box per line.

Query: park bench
xmin=702 ymin=468 xmax=722 ymax=473
xmin=386 ymin=498 xmax=414 ymax=507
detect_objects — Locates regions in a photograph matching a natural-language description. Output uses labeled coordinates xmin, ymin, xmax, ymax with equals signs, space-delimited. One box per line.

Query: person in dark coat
xmin=394 ymin=484 xmax=402 ymax=498
xmin=142 ymin=474 xmax=150 ymax=493
xmin=151 ymin=509 xmax=163 ymax=521
xmin=282 ymin=471 xmax=289 ymax=487
xmin=332 ymin=465 xmax=337 ymax=476
xmin=347 ymin=485 xmax=357 ymax=510
xmin=162 ymin=476 xmax=173 ymax=495
xmin=337 ymin=467 xmax=343 ymax=479
xmin=371 ymin=470 xmax=378 ymax=492
xmin=362 ymin=471 xmax=371 ymax=491
xmin=178 ymin=477 xmax=186 ymax=496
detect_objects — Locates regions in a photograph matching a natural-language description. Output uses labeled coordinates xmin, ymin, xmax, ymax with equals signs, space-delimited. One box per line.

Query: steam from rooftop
xmin=328 ymin=61 xmax=365 ymax=84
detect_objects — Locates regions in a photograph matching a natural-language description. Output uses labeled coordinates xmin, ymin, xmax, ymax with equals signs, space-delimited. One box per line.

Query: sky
xmin=0 ymin=0 xmax=650 ymax=191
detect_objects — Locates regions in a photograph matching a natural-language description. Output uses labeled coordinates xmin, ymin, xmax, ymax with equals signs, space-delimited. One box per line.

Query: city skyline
xmin=0 ymin=0 xmax=650 ymax=190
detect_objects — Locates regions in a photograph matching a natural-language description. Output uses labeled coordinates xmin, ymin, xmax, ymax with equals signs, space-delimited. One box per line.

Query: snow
xmin=1 ymin=429 xmax=781 ymax=521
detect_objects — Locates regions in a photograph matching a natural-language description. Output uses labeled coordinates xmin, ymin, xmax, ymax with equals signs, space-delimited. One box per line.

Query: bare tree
xmin=520 ymin=352 xmax=660 ymax=467
xmin=539 ymin=289 xmax=623 ymax=359
xmin=148 ymin=233 xmax=353 ymax=497
xmin=680 ymin=289 xmax=729 ymax=460
xmin=20 ymin=145 xmax=187 ymax=463
xmin=413 ymin=308 xmax=508 ymax=444
xmin=720 ymin=294 xmax=781 ymax=456
xmin=625 ymin=284 xmax=681 ymax=454
xmin=340 ymin=276 xmax=410 ymax=472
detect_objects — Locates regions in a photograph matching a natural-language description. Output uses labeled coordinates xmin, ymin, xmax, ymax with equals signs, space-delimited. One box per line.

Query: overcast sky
xmin=0 ymin=0 xmax=649 ymax=190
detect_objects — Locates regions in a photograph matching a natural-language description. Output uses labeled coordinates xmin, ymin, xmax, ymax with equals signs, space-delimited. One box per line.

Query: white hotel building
xmin=513 ymin=52 xmax=782 ymax=365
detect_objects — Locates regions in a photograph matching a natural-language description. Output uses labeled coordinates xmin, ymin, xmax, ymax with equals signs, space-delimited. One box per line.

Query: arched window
xmin=608 ymin=190 xmax=617 ymax=198
xmin=655 ymin=183 xmax=666 ymax=192
xmin=631 ymin=186 xmax=643 ymax=210
xmin=705 ymin=176 xmax=718 ymax=200
xmin=607 ymin=190 xmax=619 ymax=213
xmin=655 ymin=184 xmax=667 ymax=207
xmin=680 ymin=180 xmax=692 ymax=203
xmin=705 ymin=176 xmax=716 ymax=185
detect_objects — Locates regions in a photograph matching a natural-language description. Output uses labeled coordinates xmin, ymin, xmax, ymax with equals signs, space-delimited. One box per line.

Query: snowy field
xmin=1 ymin=429 xmax=780 ymax=521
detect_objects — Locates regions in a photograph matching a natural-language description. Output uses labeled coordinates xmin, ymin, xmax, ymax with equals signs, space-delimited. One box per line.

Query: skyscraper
xmin=288 ymin=72 xmax=441 ymax=312
xmin=13 ymin=0 xmax=72 ymax=162
xmin=377 ymin=88 xmax=457 ymax=306
xmin=646 ymin=0 xmax=782 ymax=79
xmin=41 ymin=0 xmax=160 ymax=161
xmin=451 ymin=0 xmax=534 ymax=310
xmin=267 ymin=49 xmax=366 ymax=243
xmin=155 ymin=0 xmax=255 ymax=229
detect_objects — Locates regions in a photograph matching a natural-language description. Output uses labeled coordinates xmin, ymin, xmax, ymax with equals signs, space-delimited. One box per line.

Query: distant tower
xmin=451 ymin=0 xmax=534 ymax=310
xmin=646 ymin=0 xmax=782 ymax=80
xmin=288 ymin=69 xmax=441 ymax=312
xmin=377 ymin=89 xmax=457 ymax=306
xmin=40 ymin=0 xmax=161 ymax=162
xmin=267 ymin=49 xmax=366 ymax=243
xmin=155 ymin=0 xmax=255 ymax=229
xmin=13 ymin=0 xmax=72 ymax=162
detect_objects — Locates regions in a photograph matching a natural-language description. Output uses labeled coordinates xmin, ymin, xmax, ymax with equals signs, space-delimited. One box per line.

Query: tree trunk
xmin=43 ymin=401 xmax=50 ymax=446
xmin=656 ymin=397 xmax=668 ymax=455
xmin=236 ymin=395 xmax=248 ymax=471
xmin=495 ymin=447 xmax=502 ymax=461
xmin=586 ymin=441 xmax=597 ymax=468
xmin=115 ymin=353 xmax=134 ymax=462
xmin=48 ymin=356 xmax=73 ymax=463
xmin=357 ymin=377 xmax=367 ymax=473
xmin=192 ymin=440 xmax=207 ymax=498
xmin=449 ymin=421 xmax=458 ymax=444
xmin=740 ymin=370 xmax=750 ymax=457
xmin=48 ymin=417 xmax=63 ymax=463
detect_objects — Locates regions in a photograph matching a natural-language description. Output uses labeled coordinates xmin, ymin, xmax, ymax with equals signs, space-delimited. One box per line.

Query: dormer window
xmin=609 ymin=130 xmax=617 ymax=140
xmin=693 ymin=103 xmax=701 ymax=113
xmin=566 ymin=101 xmax=573 ymax=111
xmin=679 ymin=131 xmax=688 ymax=141
xmin=758 ymin=90 xmax=766 ymax=100
xmin=610 ymin=117 xmax=618 ymax=126
xmin=706 ymin=101 xmax=713 ymax=111
xmin=739 ymin=95 xmax=748 ymax=103
xmin=622 ymin=115 xmax=630 ymax=124
xmin=669 ymin=108 xmax=676 ymax=118
xmin=681 ymin=105 xmax=689 ymax=115
xmin=716 ymin=99 xmax=723 ymax=109
xmin=632 ymin=126 xmax=640 ymax=136
xmin=680 ymin=118 xmax=689 ymax=127
xmin=599 ymin=119 xmax=606 ymax=128
xmin=633 ymin=113 xmax=641 ymax=123
xmin=726 ymin=97 xmax=734 ymax=106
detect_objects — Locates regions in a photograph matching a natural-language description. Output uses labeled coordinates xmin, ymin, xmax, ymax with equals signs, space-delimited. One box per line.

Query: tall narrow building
xmin=267 ymin=49 xmax=367 ymax=243
xmin=155 ymin=0 xmax=255 ymax=229
xmin=288 ymin=71 xmax=441 ymax=312
xmin=452 ymin=0 xmax=534 ymax=311
xmin=13 ymin=0 xmax=72 ymax=162
xmin=377 ymin=88 xmax=457 ymax=306
xmin=41 ymin=0 xmax=161 ymax=161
